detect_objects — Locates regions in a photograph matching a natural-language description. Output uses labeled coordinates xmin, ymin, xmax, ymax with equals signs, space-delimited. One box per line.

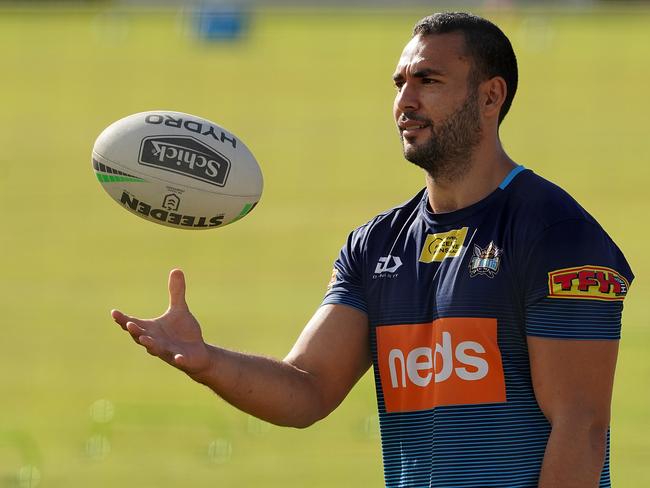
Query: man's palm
xmin=111 ymin=269 xmax=211 ymax=376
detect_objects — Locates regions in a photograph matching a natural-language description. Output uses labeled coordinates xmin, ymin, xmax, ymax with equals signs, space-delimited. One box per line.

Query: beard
xmin=400 ymin=89 xmax=482 ymax=182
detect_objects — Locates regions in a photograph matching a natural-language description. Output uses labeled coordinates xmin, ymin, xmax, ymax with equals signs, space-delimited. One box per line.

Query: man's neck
xmin=425 ymin=143 xmax=516 ymax=214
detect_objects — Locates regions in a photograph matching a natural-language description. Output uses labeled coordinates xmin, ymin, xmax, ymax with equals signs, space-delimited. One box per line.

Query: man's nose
xmin=395 ymin=82 xmax=420 ymax=113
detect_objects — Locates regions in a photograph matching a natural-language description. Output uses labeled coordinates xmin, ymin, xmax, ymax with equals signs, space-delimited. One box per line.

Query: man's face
xmin=393 ymin=32 xmax=482 ymax=180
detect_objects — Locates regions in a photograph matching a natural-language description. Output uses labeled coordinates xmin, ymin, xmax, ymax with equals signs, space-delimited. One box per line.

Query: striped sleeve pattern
xmin=322 ymin=286 xmax=367 ymax=313
xmin=526 ymin=297 xmax=623 ymax=340
xmin=321 ymin=225 xmax=369 ymax=314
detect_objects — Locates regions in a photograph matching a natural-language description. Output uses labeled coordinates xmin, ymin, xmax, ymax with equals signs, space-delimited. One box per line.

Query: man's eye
xmin=422 ymin=78 xmax=439 ymax=84
xmin=394 ymin=82 xmax=404 ymax=91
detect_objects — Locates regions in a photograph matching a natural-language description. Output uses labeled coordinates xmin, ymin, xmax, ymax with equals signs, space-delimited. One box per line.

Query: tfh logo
xmin=375 ymin=255 xmax=403 ymax=274
xmin=548 ymin=265 xmax=628 ymax=301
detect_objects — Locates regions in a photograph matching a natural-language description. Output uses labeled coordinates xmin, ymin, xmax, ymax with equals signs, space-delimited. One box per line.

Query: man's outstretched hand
xmin=109 ymin=268 xmax=371 ymax=428
xmin=111 ymin=269 xmax=212 ymax=377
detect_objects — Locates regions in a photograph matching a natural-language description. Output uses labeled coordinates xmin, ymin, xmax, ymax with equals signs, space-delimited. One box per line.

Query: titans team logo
xmin=469 ymin=242 xmax=502 ymax=278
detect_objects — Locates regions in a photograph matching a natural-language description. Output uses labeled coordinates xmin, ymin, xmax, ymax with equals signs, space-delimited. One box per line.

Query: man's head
xmin=393 ymin=12 xmax=518 ymax=180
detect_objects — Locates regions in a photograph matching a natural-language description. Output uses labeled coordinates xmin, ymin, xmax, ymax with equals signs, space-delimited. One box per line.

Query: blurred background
xmin=0 ymin=0 xmax=648 ymax=486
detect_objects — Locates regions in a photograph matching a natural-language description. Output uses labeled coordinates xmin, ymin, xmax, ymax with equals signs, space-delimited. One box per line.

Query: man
xmin=112 ymin=12 xmax=633 ymax=487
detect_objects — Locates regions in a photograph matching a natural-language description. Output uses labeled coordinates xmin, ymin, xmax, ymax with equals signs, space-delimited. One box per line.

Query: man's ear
xmin=480 ymin=76 xmax=507 ymax=120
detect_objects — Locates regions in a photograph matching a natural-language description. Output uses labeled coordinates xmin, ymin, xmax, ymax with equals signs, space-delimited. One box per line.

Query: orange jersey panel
xmin=376 ymin=318 xmax=506 ymax=413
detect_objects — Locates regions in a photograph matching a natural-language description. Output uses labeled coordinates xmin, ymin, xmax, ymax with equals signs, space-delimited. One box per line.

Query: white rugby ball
xmin=92 ymin=110 xmax=263 ymax=230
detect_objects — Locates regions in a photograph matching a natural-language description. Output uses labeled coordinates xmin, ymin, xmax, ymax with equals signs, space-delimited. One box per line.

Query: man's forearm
xmin=189 ymin=344 xmax=325 ymax=428
xmin=538 ymin=420 xmax=608 ymax=487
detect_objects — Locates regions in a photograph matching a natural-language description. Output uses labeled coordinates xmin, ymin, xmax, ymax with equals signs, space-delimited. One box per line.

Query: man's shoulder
xmin=505 ymin=169 xmax=633 ymax=280
xmin=508 ymin=169 xmax=599 ymax=230
xmin=350 ymin=188 xmax=426 ymax=239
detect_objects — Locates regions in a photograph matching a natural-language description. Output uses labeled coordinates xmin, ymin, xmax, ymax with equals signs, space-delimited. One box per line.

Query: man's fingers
xmin=111 ymin=309 xmax=134 ymax=330
xmin=111 ymin=309 xmax=147 ymax=331
xmin=139 ymin=335 xmax=162 ymax=356
xmin=126 ymin=321 xmax=146 ymax=335
xmin=139 ymin=336 xmax=178 ymax=365
xmin=168 ymin=268 xmax=188 ymax=311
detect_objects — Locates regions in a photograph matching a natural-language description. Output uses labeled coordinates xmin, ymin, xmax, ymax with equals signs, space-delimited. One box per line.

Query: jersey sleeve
xmin=321 ymin=228 xmax=368 ymax=314
xmin=524 ymin=219 xmax=634 ymax=340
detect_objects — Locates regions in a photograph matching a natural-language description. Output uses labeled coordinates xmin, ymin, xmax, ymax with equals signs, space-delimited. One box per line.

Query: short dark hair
xmin=413 ymin=12 xmax=518 ymax=125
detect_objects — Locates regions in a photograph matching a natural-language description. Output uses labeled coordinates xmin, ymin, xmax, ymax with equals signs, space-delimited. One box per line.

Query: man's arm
xmin=111 ymin=269 xmax=371 ymax=428
xmin=528 ymin=337 xmax=619 ymax=488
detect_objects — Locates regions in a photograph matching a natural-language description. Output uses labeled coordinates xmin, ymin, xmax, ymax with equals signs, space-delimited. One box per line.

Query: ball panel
xmin=93 ymin=111 xmax=262 ymax=198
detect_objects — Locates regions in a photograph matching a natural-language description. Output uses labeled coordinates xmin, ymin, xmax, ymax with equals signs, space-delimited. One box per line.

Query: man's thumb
xmin=168 ymin=268 xmax=188 ymax=310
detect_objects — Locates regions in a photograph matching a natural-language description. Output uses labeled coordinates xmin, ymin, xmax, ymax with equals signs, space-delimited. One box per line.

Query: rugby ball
xmin=92 ymin=110 xmax=263 ymax=230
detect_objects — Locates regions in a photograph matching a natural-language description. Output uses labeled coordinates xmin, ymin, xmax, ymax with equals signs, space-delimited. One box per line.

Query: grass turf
xmin=0 ymin=6 xmax=648 ymax=487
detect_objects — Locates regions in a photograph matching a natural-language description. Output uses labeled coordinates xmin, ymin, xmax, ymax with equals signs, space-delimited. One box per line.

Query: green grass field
xmin=0 ymin=5 xmax=648 ymax=487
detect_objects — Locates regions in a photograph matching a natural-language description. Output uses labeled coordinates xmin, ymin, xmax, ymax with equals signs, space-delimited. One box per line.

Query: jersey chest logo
xmin=419 ymin=227 xmax=468 ymax=263
xmin=376 ymin=318 xmax=506 ymax=413
xmin=469 ymin=242 xmax=502 ymax=278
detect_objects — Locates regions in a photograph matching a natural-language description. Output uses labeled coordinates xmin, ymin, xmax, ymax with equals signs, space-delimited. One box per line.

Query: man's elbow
xmin=549 ymin=408 xmax=610 ymax=450
xmin=586 ymin=419 xmax=610 ymax=452
xmin=287 ymin=414 xmax=323 ymax=429
xmin=272 ymin=406 xmax=330 ymax=429
xmin=270 ymin=384 xmax=334 ymax=429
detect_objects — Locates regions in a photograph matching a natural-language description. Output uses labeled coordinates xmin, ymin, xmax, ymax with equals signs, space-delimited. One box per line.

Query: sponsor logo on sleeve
xmin=376 ymin=318 xmax=506 ymax=413
xmin=419 ymin=227 xmax=468 ymax=263
xmin=548 ymin=265 xmax=629 ymax=301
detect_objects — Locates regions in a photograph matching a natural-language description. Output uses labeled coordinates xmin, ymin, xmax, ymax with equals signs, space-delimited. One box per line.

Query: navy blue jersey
xmin=323 ymin=166 xmax=633 ymax=488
